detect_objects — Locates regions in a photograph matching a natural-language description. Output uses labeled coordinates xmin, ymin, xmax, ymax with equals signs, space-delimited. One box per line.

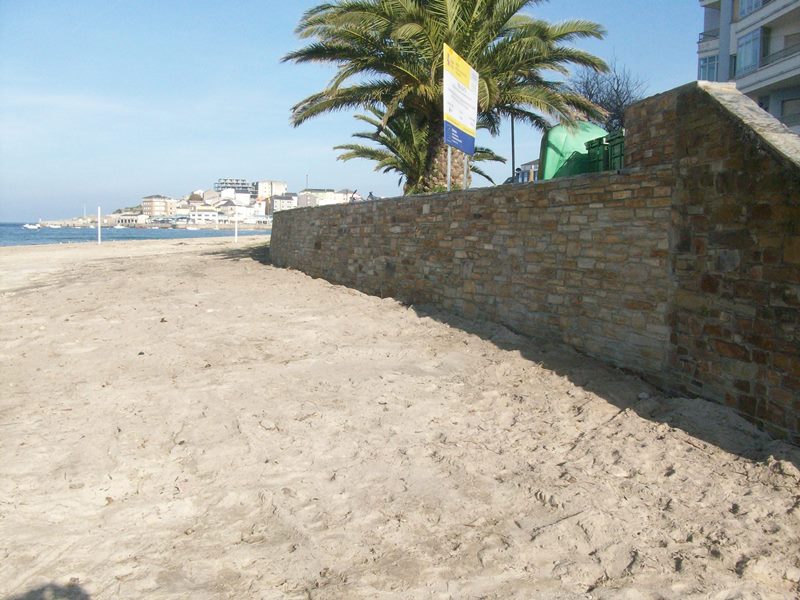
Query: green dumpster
xmin=538 ymin=122 xmax=608 ymax=180
xmin=607 ymin=130 xmax=625 ymax=170
xmin=585 ymin=136 xmax=609 ymax=173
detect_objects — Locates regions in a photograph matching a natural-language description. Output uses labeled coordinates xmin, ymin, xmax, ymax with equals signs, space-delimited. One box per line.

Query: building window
xmin=698 ymin=55 xmax=719 ymax=81
xmin=782 ymin=98 xmax=800 ymax=126
xmin=737 ymin=29 xmax=762 ymax=75
xmin=739 ymin=0 xmax=762 ymax=18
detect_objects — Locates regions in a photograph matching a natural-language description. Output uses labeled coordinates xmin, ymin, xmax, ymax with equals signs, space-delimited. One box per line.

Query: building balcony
xmin=698 ymin=28 xmax=720 ymax=43
xmin=737 ymin=0 xmax=797 ymax=32
xmin=698 ymin=40 xmax=721 ymax=56
xmin=762 ymin=42 xmax=800 ymax=67
xmin=736 ymin=46 xmax=800 ymax=94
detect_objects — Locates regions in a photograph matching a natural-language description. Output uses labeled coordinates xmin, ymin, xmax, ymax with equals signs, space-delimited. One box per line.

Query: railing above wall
xmin=761 ymin=41 xmax=800 ymax=67
xmin=698 ymin=28 xmax=720 ymax=43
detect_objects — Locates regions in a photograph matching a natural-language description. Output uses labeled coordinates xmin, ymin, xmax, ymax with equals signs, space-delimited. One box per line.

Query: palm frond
xmin=284 ymin=0 xmax=607 ymax=188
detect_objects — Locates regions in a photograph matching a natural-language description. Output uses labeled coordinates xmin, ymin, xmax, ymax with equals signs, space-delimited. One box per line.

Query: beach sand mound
xmin=1 ymin=238 xmax=798 ymax=599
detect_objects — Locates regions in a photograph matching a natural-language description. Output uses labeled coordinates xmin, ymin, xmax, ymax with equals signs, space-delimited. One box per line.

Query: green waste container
xmin=607 ymin=130 xmax=625 ymax=170
xmin=552 ymin=151 xmax=589 ymax=178
xmin=585 ymin=137 xmax=609 ymax=173
xmin=538 ymin=121 xmax=608 ymax=180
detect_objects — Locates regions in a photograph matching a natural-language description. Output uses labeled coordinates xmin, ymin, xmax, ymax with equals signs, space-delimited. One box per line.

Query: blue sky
xmin=0 ymin=0 xmax=702 ymax=222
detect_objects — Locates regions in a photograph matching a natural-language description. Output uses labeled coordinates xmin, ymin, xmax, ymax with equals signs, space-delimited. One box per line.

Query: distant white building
xmin=253 ymin=199 xmax=268 ymax=216
xmin=218 ymin=201 xmax=255 ymax=220
xmin=189 ymin=206 xmax=221 ymax=224
xmin=271 ymin=193 xmax=299 ymax=213
xmin=233 ymin=191 xmax=252 ymax=206
xmin=207 ymin=188 xmax=251 ymax=207
xmin=114 ymin=213 xmax=150 ymax=226
xmin=243 ymin=214 xmax=271 ymax=225
xmin=213 ymin=178 xmax=253 ymax=194
xmin=334 ymin=189 xmax=359 ymax=204
xmin=298 ymin=188 xmax=357 ymax=207
xmin=299 ymin=188 xmax=333 ymax=207
xmin=255 ymin=180 xmax=288 ymax=200
xmin=202 ymin=189 xmax=221 ymax=205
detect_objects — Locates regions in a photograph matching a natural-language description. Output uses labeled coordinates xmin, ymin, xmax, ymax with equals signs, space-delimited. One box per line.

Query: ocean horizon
xmin=0 ymin=222 xmax=270 ymax=247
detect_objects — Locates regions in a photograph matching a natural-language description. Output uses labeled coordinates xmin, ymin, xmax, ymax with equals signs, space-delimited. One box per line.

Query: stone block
xmin=785 ymin=237 xmax=800 ymax=265
xmin=715 ymin=249 xmax=741 ymax=272
xmin=713 ymin=340 xmax=751 ymax=361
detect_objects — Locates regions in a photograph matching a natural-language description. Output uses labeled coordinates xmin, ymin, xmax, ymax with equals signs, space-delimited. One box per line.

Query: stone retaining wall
xmin=667 ymin=85 xmax=800 ymax=440
xmin=271 ymin=82 xmax=800 ymax=443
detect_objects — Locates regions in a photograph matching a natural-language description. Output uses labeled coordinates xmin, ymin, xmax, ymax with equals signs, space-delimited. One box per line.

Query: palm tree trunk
xmin=423 ymin=138 xmax=471 ymax=192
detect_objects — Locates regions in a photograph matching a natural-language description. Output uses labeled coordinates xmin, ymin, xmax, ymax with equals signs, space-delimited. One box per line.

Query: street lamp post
xmin=511 ymin=114 xmax=516 ymax=178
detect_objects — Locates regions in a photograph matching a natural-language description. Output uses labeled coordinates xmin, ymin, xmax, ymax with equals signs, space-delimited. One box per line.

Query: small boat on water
xmin=113 ymin=225 xmax=127 ymax=229
xmin=22 ymin=223 xmax=40 ymax=230
xmin=45 ymin=224 xmax=62 ymax=229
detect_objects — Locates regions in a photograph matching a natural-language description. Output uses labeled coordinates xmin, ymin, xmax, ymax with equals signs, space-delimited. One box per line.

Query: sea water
xmin=0 ymin=223 xmax=270 ymax=247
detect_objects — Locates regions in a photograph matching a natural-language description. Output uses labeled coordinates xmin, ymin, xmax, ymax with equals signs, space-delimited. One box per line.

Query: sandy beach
xmin=1 ymin=237 xmax=798 ymax=599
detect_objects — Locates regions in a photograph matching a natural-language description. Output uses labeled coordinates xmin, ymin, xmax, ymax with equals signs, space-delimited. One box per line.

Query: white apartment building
xmin=271 ymin=193 xmax=299 ymax=213
xmin=698 ymin=0 xmax=800 ymax=131
xmin=213 ymin=178 xmax=253 ymax=194
xmin=253 ymin=200 xmax=268 ymax=216
xmin=189 ymin=206 xmax=221 ymax=224
xmin=299 ymin=188 xmax=335 ymax=207
xmin=334 ymin=189 xmax=359 ymax=204
xmin=298 ymin=188 xmax=359 ymax=207
xmin=205 ymin=188 xmax=251 ymax=207
xmin=218 ymin=201 xmax=256 ymax=220
xmin=113 ymin=213 xmax=150 ymax=226
xmin=255 ymin=180 xmax=288 ymax=199
xmin=141 ymin=194 xmax=177 ymax=217
xmin=231 ymin=190 xmax=253 ymax=206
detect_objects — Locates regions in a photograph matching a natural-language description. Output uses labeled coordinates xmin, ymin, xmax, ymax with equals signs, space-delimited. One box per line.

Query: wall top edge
xmin=697 ymin=80 xmax=800 ymax=171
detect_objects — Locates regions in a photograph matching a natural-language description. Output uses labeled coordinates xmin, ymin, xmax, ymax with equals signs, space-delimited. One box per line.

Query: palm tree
xmin=283 ymin=0 xmax=606 ymax=191
xmin=334 ymin=108 xmax=505 ymax=194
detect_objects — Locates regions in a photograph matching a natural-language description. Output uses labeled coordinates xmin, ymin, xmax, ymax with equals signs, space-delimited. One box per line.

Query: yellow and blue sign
xmin=443 ymin=44 xmax=479 ymax=156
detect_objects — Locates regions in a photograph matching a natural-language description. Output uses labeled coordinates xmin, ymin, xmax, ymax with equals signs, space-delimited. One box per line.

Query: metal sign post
xmin=447 ymin=146 xmax=452 ymax=191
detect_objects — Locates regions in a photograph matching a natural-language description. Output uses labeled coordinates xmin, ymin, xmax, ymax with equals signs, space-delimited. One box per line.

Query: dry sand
xmin=1 ymin=237 xmax=798 ymax=600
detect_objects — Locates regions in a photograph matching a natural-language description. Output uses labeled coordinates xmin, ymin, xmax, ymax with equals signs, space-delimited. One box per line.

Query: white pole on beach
xmin=97 ymin=207 xmax=101 ymax=244
xmin=234 ymin=217 xmax=239 ymax=243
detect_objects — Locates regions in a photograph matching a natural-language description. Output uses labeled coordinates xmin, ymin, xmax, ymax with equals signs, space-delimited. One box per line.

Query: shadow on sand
xmin=206 ymin=243 xmax=272 ymax=265
xmin=209 ymin=242 xmax=799 ymax=467
xmin=409 ymin=305 xmax=799 ymax=468
xmin=4 ymin=583 xmax=91 ymax=600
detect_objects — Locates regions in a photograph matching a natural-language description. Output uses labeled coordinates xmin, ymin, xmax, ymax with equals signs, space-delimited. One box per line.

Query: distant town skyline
xmin=0 ymin=1 xmax=701 ymax=222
